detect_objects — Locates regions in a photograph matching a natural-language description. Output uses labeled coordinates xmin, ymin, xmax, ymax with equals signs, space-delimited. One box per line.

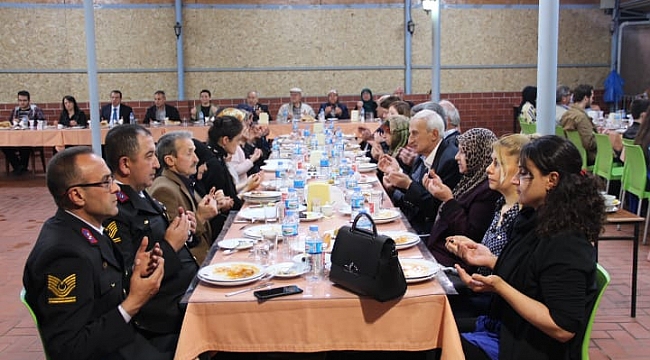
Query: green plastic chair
xmin=622 ymin=138 xmax=635 ymax=147
xmin=582 ymin=263 xmax=611 ymax=360
xmin=555 ymin=125 xmax=566 ymax=138
xmin=594 ymin=133 xmax=624 ymax=193
xmin=620 ymin=144 xmax=650 ymax=244
xmin=519 ymin=122 xmax=536 ymax=135
xmin=20 ymin=288 xmax=50 ymax=359
xmin=566 ymin=130 xmax=594 ymax=172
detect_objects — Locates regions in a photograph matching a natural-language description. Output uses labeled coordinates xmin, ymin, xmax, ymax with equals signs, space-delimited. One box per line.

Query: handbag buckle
xmin=343 ymin=261 xmax=360 ymax=274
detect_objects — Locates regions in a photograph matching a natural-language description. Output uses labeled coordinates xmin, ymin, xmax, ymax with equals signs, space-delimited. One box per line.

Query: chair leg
xmin=605 ymin=179 xmax=610 ymax=194
xmin=39 ymin=148 xmax=46 ymax=173
xmin=644 ymin=208 xmax=650 ymax=245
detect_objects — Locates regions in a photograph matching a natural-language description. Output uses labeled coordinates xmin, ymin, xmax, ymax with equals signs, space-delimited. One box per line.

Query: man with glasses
xmin=2 ymin=90 xmax=46 ymax=175
xmin=103 ymin=124 xmax=196 ymax=356
xmin=23 ymin=146 xmax=168 ymax=359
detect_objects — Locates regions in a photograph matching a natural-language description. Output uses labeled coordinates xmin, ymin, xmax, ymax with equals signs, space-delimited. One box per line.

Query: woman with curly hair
xmin=423 ymin=128 xmax=502 ymax=261
xmin=455 ymin=135 xmax=604 ymax=360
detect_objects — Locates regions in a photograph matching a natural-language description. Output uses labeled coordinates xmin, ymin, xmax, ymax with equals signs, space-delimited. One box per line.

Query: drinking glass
xmin=264 ymin=202 xmax=278 ymax=224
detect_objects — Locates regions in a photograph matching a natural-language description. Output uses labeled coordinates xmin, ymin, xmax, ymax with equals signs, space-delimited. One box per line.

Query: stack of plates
xmin=198 ymin=262 xmax=266 ymax=286
xmin=357 ymin=163 xmax=378 ymax=173
xmin=399 ymin=259 xmax=440 ymax=284
xmin=380 ymin=230 xmax=420 ymax=250
xmin=242 ymin=191 xmax=282 ymax=203
xmin=243 ymin=224 xmax=283 ymax=239
xmin=217 ymin=238 xmax=256 ymax=251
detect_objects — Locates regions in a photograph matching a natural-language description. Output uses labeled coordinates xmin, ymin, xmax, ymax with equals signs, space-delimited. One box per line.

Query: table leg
xmin=632 ymin=222 xmax=639 ymax=318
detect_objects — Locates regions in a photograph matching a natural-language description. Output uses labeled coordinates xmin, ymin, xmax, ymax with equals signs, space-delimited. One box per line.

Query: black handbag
xmin=329 ymin=212 xmax=407 ymax=302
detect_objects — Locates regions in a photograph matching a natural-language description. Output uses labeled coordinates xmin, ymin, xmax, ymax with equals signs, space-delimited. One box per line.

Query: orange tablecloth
xmin=174 ymin=176 xmax=464 ymax=360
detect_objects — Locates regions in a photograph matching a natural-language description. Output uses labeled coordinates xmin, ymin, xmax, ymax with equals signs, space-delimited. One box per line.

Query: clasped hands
xmin=444 ymin=235 xmax=501 ymax=293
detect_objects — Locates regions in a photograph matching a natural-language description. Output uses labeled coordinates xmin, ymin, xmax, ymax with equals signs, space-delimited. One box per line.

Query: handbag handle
xmin=351 ymin=212 xmax=377 ymax=235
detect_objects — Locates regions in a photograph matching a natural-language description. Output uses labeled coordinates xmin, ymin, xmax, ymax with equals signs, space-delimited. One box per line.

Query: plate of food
xmin=380 ymin=230 xmax=420 ymax=250
xmin=242 ymin=191 xmax=282 ymax=203
xmin=198 ymin=262 xmax=265 ymax=286
xmin=399 ymin=259 xmax=440 ymax=283
xmin=357 ymin=163 xmax=378 ymax=173
xmin=372 ymin=209 xmax=401 ymax=224
xmin=357 ymin=174 xmax=378 ymax=185
xmin=266 ymin=262 xmax=308 ymax=278
xmin=217 ymin=238 xmax=256 ymax=250
xmin=243 ymin=224 xmax=283 ymax=239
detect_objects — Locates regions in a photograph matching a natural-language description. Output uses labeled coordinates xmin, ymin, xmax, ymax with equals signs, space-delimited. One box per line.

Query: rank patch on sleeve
xmin=47 ymin=274 xmax=76 ymax=304
xmin=104 ymin=221 xmax=121 ymax=243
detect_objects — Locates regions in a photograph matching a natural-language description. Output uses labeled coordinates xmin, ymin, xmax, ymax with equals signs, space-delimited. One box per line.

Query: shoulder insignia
xmin=104 ymin=221 xmax=121 ymax=243
xmin=116 ymin=191 xmax=129 ymax=203
xmin=47 ymin=274 xmax=76 ymax=304
xmin=81 ymin=228 xmax=97 ymax=245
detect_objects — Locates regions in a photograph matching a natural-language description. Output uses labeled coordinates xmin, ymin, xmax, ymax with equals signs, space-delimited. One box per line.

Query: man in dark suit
xmin=23 ymin=146 xmax=168 ymax=359
xmin=237 ymin=90 xmax=272 ymax=122
xmin=379 ymin=110 xmax=461 ymax=234
xmin=103 ymin=124 xmax=196 ymax=356
xmin=101 ymin=90 xmax=134 ymax=125
xmin=143 ymin=90 xmax=181 ymax=124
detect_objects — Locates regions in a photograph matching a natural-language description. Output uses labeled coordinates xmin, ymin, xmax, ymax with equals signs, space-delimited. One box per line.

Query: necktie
xmin=411 ymin=156 xmax=427 ymax=184
xmin=112 ymin=108 xmax=117 ymax=121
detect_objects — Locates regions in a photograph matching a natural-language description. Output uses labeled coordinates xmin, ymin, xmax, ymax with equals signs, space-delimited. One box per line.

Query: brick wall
xmin=0 ymin=90 xmax=605 ymax=137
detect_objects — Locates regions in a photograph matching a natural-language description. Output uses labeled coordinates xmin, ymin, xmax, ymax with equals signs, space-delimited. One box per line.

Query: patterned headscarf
xmin=386 ymin=115 xmax=410 ymax=156
xmin=452 ymin=128 xmax=498 ymax=197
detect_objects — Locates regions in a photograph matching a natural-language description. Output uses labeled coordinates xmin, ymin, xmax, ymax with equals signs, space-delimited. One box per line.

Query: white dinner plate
xmin=217 ymin=238 xmax=256 ymax=250
xmin=399 ymin=259 xmax=440 ymax=281
xmin=266 ymin=262 xmax=308 ymax=278
xmin=243 ymin=224 xmax=283 ymax=239
xmin=198 ymin=262 xmax=265 ymax=285
xmin=380 ymin=230 xmax=420 ymax=250
xmin=300 ymin=211 xmax=324 ymax=222
xmin=405 ymin=273 xmax=436 ymax=284
xmin=357 ymin=174 xmax=378 ymax=185
xmin=357 ymin=163 xmax=378 ymax=173
xmin=605 ymin=206 xmax=619 ymax=213
xmin=261 ymin=159 xmax=293 ymax=172
xmin=372 ymin=209 xmax=401 ymax=224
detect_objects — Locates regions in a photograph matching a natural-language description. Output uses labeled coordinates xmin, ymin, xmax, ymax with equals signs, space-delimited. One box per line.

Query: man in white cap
xmin=318 ymin=89 xmax=349 ymax=119
xmin=277 ymin=87 xmax=315 ymax=122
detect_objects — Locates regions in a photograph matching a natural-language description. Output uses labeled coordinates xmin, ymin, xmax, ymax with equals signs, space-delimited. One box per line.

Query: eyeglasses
xmin=64 ymin=175 xmax=115 ymax=195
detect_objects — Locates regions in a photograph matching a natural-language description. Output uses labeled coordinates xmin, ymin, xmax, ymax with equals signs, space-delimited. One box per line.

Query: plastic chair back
xmin=621 ymin=144 xmax=648 ymax=198
xmin=520 ymin=122 xmax=536 ymax=135
xmin=566 ymin=130 xmax=590 ymax=171
xmin=622 ymin=138 xmax=634 ymax=147
xmin=20 ymin=288 xmax=50 ymax=359
xmin=555 ymin=125 xmax=566 ymax=137
xmin=594 ymin=133 xmax=623 ymax=183
xmin=582 ymin=264 xmax=611 ymax=360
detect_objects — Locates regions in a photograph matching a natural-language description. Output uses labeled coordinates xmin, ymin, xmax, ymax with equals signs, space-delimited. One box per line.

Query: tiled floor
xmin=1 ymin=170 xmax=649 ymax=359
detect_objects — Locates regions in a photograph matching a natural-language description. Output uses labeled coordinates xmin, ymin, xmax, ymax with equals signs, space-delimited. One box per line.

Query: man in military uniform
xmin=103 ymin=124 xmax=196 ymax=354
xmin=23 ymin=146 xmax=167 ymax=359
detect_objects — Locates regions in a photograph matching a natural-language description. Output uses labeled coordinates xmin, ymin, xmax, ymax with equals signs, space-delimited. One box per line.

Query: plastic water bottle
xmin=293 ymin=170 xmax=306 ymax=206
xmin=356 ymin=209 xmax=373 ymax=232
xmin=275 ymin=161 xmax=284 ymax=188
xmin=292 ymin=147 xmax=303 ymax=170
xmin=350 ymin=186 xmax=364 ymax=222
xmin=270 ymin=142 xmax=279 ymax=160
xmin=305 ymin=225 xmax=324 ymax=281
xmin=310 ymin=135 xmax=319 ymax=151
xmin=282 ymin=107 xmax=289 ymax=123
xmin=285 ymin=188 xmax=299 ymax=212
xmin=359 ymin=107 xmax=365 ymax=122
xmin=282 ymin=209 xmax=299 ymax=255
xmin=198 ymin=111 xmax=205 ymax=125
xmin=129 ymin=112 xmax=135 ymax=124
xmin=319 ymin=153 xmax=330 ymax=178
xmin=318 ymin=108 xmax=325 ymax=122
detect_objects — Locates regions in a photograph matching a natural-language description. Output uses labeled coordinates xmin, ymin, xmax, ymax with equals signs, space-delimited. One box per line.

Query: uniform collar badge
xmin=81 ymin=228 xmax=98 ymax=245
xmin=116 ymin=191 xmax=129 ymax=203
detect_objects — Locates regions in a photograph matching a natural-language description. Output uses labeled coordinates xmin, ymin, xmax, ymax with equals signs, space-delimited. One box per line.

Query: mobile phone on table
xmin=254 ymin=285 xmax=303 ymax=301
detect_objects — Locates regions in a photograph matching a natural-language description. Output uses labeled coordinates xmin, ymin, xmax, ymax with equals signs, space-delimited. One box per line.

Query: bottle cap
xmin=309 ymin=225 xmax=319 ymax=232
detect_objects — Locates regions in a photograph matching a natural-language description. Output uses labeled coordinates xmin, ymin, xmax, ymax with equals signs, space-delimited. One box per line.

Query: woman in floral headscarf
xmin=423 ymin=128 xmax=501 ymax=263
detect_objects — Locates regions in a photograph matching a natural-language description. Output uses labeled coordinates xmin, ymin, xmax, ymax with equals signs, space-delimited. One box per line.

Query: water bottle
xmin=359 ymin=107 xmax=365 ymax=122
xmin=282 ymin=209 xmax=299 ymax=256
xmin=270 ymin=141 xmax=279 ymax=160
xmin=129 ymin=112 xmax=135 ymax=124
xmin=285 ymin=188 xmax=299 ymax=212
xmin=198 ymin=111 xmax=205 ymax=125
xmin=356 ymin=209 xmax=373 ymax=232
xmin=345 ymin=167 xmax=358 ymax=190
xmin=292 ymin=147 xmax=303 ymax=170
xmin=319 ymin=153 xmax=330 ymax=178
xmin=293 ymin=170 xmax=306 ymax=206
xmin=350 ymin=186 xmax=364 ymax=222
xmin=282 ymin=107 xmax=289 ymax=123
xmin=305 ymin=225 xmax=324 ymax=281
xmin=318 ymin=108 xmax=325 ymax=122
xmin=310 ymin=135 xmax=319 ymax=151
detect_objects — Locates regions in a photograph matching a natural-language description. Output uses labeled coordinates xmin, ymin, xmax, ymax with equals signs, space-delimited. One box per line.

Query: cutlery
xmin=238 ymin=218 xmax=260 ymax=230
xmin=224 ymin=281 xmax=273 ymax=297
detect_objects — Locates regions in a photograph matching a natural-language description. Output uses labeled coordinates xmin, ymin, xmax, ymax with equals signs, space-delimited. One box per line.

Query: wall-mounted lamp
xmin=422 ymin=0 xmax=436 ymax=12
xmin=174 ymin=22 xmax=182 ymax=39
xmin=407 ymin=20 xmax=415 ymax=35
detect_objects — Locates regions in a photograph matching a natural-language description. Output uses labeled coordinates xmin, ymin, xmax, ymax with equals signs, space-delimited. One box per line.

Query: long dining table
xmin=173 ymin=174 xmax=464 ymax=360
xmin=0 ymin=120 xmax=379 ymax=147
